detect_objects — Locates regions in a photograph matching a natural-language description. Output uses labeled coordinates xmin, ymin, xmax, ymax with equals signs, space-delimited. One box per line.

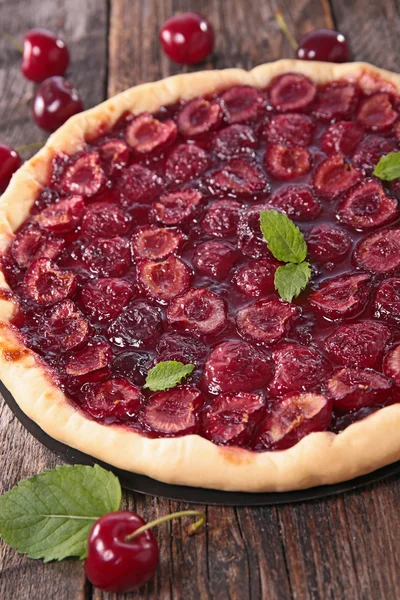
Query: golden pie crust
xmin=1 ymin=59 xmax=400 ymax=493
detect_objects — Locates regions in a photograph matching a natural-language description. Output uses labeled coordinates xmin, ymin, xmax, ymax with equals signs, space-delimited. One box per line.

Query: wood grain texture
xmin=2 ymin=1 xmax=400 ymax=599
xmin=0 ymin=1 xmax=108 ymax=599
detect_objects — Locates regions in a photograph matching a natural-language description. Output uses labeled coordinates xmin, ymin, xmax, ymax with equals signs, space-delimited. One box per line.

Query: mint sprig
xmin=373 ymin=151 xmax=400 ymax=181
xmin=260 ymin=209 xmax=311 ymax=301
xmin=260 ymin=209 xmax=307 ymax=263
xmin=144 ymin=360 xmax=195 ymax=392
xmin=274 ymin=261 xmax=311 ymax=302
xmin=0 ymin=464 xmax=121 ymax=562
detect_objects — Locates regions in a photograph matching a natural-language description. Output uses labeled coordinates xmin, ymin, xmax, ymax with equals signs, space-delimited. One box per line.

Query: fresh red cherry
xmin=159 ymin=12 xmax=214 ymax=64
xmin=297 ymin=29 xmax=350 ymax=63
xmin=32 ymin=76 xmax=83 ymax=132
xmin=85 ymin=509 xmax=205 ymax=593
xmin=21 ymin=28 xmax=70 ymax=82
xmin=0 ymin=144 xmax=22 ymax=192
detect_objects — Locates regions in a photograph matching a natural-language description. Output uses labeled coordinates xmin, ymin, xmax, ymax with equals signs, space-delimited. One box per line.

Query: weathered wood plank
xmin=0 ymin=1 xmax=108 ymax=599
xmin=331 ymin=0 xmax=400 ymax=71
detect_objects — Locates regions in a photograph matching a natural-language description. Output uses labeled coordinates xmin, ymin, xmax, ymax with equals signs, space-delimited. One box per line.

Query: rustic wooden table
xmin=1 ymin=0 xmax=400 ymax=598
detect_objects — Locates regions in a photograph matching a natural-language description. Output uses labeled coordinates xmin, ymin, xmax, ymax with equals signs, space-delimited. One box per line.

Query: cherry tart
xmin=1 ymin=61 xmax=400 ymax=493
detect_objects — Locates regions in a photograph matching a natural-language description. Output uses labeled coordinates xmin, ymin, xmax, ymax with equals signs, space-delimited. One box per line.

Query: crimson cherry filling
xmin=3 ymin=73 xmax=400 ymax=452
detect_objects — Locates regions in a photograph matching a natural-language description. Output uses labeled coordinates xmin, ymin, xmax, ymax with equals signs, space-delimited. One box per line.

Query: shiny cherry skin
xmin=85 ymin=511 xmax=159 ymax=593
xmin=160 ymin=12 xmax=214 ymax=64
xmin=21 ymin=28 xmax=70 ymax=82
xmin=0 ymin=145 xmax=22 ymax=192
xmin=297 ymin=29 xmax=350 ymax=63
xmin=32 ymin=76 xmax=84 ymax=132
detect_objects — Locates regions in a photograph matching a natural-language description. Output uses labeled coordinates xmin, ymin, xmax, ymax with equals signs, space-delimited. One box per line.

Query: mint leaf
xmin=144 ymin=360 xmax=195 ymax=392
xmin=274 ymin=261 xmax=311 ymax=302
xmin=373 ymin=151 xmax=400 ymax=181
xmin=0 ymin=464 xmax=121 ymax=562
xmin=260 ymin=210 xmax=307 ymax=263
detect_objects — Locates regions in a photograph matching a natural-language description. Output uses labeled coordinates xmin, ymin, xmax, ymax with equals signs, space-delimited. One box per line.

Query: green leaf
xmin=260 ymin=210 xmax=307 ymax=263
xmin=274 ymin=261 xmax=311 ymax=302
xmin=0 ymin=464 xmax=121 ymax=562
xmin=373 ymin=151 xmax=400 ymax=181
xmin=144 ymin=360 xmax=195 ymax=392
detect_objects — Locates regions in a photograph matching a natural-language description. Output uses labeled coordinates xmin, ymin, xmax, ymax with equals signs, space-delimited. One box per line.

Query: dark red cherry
xmin=32 ymin=76 xmax=83 ymax=132
xmin=297 ymin=29 xmax=350 ymax=63
xmin=21 ymin=28 xmax=69 ymax=82
xmin=159 ymin=12 xmax=214 ymax=65
xmin=85 ymin=511 xmax=159 ymax=593
xmin=0 ymin=145 xmax=22 ymax=192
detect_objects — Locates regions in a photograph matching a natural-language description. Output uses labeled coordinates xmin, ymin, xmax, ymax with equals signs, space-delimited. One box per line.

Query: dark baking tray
xmin=2 ymin=380 xmax=399 ymax=506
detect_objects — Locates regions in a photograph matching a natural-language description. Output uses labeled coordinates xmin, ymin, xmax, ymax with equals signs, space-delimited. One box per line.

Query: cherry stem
xmin=1 ymin=33 xmax=23 ymax=54
xmin=125 ymin=510 xmax=206 ymax=542
xmin=275 ymin=9 xmax=299 ymax=51
xmin=15 ymin=142 xmax=45 ymax=153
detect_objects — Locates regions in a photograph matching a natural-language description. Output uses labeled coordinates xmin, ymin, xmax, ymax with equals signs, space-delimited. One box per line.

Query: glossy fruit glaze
xmin=3 ymin=72 xmax=400 ymax=452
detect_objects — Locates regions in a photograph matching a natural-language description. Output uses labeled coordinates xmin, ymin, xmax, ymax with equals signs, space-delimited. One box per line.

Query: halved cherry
xmin=193 ymin=241 xmax=239 ymax=280
xmin=165 ymin=144 xmax=210 ymax=184
xmin=202 ymin=340 xmax=272 ymax=394
xmin=264 ymin=144 xmax=311 ymax=180
xmin=143 ymin=386 xmax=203 ymax=435
xmin=23 ymin=258 xmax=76 ymax=305
xmin=81 ymin=278 xmax=134 ymax=322
xmin=113 ymin=351 xmax=151 ymax=386
xmin=313 ymin=84 xmax=360 ymax=121
xmin=156 ymin=333 xmax=207 ymax=366
xmin=237 ymin=204 xmax=274 ymax=259
xmin=232 ymin=257 xmax=280 ymax=298
xmin=83 ymin=237 xmax=131 ymax=277
xmin=236 ymin=297 xmax=299 ymax=345
xmin=262 ymin=113 xmax=315 ymax=147
xmin=85 ymin=377 xmax=143 ymax=420
xmin=219 ymin=86 xmax=264 ymax=124
xmin=351 ymin=135 xmax=397 ymax=173
xmin=108 ymin=300 xmax=163 ymax=348
xmin=321 ymin=121 xmax=365 ymax=156
xmin=312 ymin=154 xmax=361 ymax=200
xmin=201 ymin=392 xmax=265 ymax=446
xmin=65 ymin=341 xmax=112 ymax=376
xmin=118 ymin=164 xmax=163 ymax=206
xmin=211 ymin=158 xmax=268 ymax=195
xmin=11 ymin=228 xmax=65 ymax=268
xmin=337 ymin=179 xmax=398 ymax=231
xmin=81 ymin=202 xmax=131 ymax=237
xmin=125 ymin=113 xmax=177 ymax=153
xmin=310 ymin=272 xmax=371 ymax=319
xmin=324 ymin=321 xmax=391 ymax=368
xmin=97 ymin=138 xmax=130 ymax=174
xmin=383 ymin=344 xmax=400 ymax=387
xmin=177 ymin=97 xmax=222 ymax=136
xmin=150 ymin=190 xmax=203 ymax=226
xmin=374 ymin=278 xmax=400 ymax=325
xmin=60 ymin=152 xmax=106 ymax=197
xmin=326 ymin=367 xmax=391 ymax=411
xmin=45 ymin=299 xmax=90 ymax=350
xmin=137 ymin=256 xmax=192 ymax=302
xmin=131 ymin=225 xmax=185 ymax=260
xmin=268 ymin=73 xmax=317 ymax=112
xmin=354 ymin=228 xmax=400 ymax=273
xmin=307 ymin=225 xmax=351 ymax=264
xmin=356 ymin=92 xmax=398 ymax=131
xmin=269 ymin=342 xmax=331 ymax=397
xmin=35 ymin=196 xmax=85 ymax=233
xmin=254 ymin=392 xmax=332 ymax=451
xmin=268 ymin=185 xmax=320 ymax=220
xmin=200 ymin=199 xmax=242 ymax=238
xmin=210 ymin=124 xmax=257 ymax=158
xmin=167 ymin=288 xmax=227 ymax=336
